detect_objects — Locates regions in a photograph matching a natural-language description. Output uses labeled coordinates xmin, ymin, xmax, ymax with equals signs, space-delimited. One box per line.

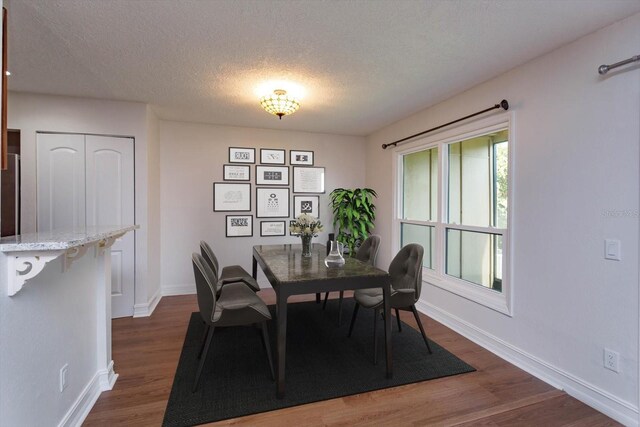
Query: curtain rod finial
xmin=500 ymin=100 xmax=509 ymax=110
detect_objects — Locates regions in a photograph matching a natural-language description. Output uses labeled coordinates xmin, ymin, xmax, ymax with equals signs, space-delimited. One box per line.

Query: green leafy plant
xmin=329 ymin=188 xmax=377 ymax=257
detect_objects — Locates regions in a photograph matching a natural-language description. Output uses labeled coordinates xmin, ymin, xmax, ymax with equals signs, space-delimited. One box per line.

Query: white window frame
xmin=393 ymin=112 xmax=514 ymax=316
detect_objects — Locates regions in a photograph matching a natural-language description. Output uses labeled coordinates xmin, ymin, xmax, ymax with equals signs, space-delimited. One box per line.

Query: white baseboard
xmin=416 ymin=300 xmax=639 ymax=426
xmin=57 ymin=370 xmax=101 ymax=427
xmin=162 ymin=283 xmax=196 ymax=296
xmin=97 ymin=360 xmax=118 ymax=391
xmin=133 ymin=288 xmax=162 ymax=317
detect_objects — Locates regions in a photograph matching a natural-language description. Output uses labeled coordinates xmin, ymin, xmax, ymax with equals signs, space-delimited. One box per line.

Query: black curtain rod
xmin=381 ymin=99 xmax=509 ymax=149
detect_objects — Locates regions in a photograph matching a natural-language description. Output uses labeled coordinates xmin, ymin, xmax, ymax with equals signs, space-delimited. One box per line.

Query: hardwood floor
xmin=84 ymin=292 xmax=619 ymax=426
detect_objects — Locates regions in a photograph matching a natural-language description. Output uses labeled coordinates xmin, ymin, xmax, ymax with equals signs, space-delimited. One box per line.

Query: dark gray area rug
xmin=162 ymin=299 xmax=475 ymax=427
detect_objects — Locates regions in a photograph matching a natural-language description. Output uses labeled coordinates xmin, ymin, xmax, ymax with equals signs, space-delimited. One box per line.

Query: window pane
xmin=446 ymin=229 xmax=502 ymax=292
xmin=447 ymin=130 xmax=508 ymax=228
xmin=401 ymin=223 xmax=435 ymax=269
xmin=403 ymin=147 xmax=437 ymax=221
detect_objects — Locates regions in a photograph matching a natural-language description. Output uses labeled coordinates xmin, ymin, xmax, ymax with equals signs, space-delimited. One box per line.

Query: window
xmin=396 ymin=115 xmax=512 ymax=314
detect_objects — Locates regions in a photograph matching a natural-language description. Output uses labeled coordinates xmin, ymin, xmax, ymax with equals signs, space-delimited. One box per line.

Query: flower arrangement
xmin=289 ymin=214 xmax=323 ymax=237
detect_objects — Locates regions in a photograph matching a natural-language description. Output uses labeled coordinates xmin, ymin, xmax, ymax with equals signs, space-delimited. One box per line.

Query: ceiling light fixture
xmin=259 ymin=89 xmax=300 ymax=119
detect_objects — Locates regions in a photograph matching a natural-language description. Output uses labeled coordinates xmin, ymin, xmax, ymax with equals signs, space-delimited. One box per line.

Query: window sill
xmin=423 ymin=270 xmax=512 ymax=316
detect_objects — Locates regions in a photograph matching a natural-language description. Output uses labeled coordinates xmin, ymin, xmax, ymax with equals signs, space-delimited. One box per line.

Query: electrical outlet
xmin=59 ymin=364 xmax=68 ymax=392
xmin=604 ymin=349 xmax=619 ymax=373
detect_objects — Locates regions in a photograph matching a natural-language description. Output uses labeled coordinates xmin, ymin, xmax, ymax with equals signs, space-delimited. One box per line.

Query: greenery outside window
xmin=395 ymin=114 xmax=512 ymax=314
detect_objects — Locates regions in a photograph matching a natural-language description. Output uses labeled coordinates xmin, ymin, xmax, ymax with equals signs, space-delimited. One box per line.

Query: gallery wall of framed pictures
xmin=215 ymin=147 xmax=326 ymax=237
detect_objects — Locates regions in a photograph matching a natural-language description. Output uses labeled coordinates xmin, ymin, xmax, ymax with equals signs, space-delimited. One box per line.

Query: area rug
xmin=162 ymin=299 xmax=475 ymax=426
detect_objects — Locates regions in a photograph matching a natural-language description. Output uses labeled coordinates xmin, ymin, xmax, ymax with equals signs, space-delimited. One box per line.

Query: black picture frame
xmin=260 ymin=148 xmax=286 ymax=165
xmin=290 ymin=150 xmax=314 ymax=165
xmin=223 ymin=164 xmax=251 ymax=181
xmin=229 ymin=147 xmax=256 ymax=164
xmin=292 ymin=166 xmax=325 ymax=194
xmin=260 ymin=221 xmax=286 ymax=237
xmin=226 ymin=215 xmax=253 ymax=237
xmin=213 ymin=182 xmax=251 ymax=212
xmin=256 ymin=187 xmax=290 ymax=218
xmin=293 ymin=195 xmax=320 ymax=218
xmin=256 ymin=165 xmax=289 ymax=186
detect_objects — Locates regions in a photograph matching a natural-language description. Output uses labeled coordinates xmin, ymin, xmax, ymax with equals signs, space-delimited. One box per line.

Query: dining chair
xmin=347 ymin=243 xmax=432 ymax=364
xmin=191 ymin=253 xmax=274 ymax=392
xmin=322 ymin=235 xmax=381 ymax=324
xmin=200 ymin=240 xmax=261 ymax=293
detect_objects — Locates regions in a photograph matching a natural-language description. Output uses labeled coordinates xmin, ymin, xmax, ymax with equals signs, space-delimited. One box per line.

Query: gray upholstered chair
xmin=322 ymin=235 xmax=381 ymax=324
xmin=200 ymin=240 xmax=260 ymax=293
xmin=348 ymin=243 xmax=432 ymax=364
xmin=191 ymin=253 xmax=274 ymax=392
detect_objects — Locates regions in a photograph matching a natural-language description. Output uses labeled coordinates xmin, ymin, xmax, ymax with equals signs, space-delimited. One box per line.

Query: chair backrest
xmin=200 ymin=240 xmax=219 ymax=278
xmin=388 ymin=243 xmax=424 ymax=301
xmin=192 ymin=253 xmax=218 ymax=324
xmin=356 ymin=235 xmax=381 ymax=266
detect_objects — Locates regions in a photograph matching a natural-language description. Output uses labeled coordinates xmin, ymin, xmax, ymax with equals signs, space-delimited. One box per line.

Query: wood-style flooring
xmin=84 ymin=292 xmax=620 ymax=426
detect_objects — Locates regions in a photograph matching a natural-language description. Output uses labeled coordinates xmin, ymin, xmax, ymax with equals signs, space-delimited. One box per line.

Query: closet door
xmin=85 ymin=135 xmax=135 ymax=318
xmin=36 ymin=133 xmax=86 ymax=232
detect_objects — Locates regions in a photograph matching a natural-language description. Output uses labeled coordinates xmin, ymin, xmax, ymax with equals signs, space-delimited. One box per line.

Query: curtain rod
xmin=381 ymin=100 xmax=509 ymax=150
xmin=598 ymin=54 xmax=640 ymax=75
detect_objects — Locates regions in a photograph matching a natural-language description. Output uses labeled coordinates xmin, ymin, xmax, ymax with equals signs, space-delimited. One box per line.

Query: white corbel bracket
xmin=6 ymin=250 xmax=66 ymax=296
xmin=64 ymin=245 xmax=88 ymax=271
xmin=95 ymin=233 xmax=125 ymax=257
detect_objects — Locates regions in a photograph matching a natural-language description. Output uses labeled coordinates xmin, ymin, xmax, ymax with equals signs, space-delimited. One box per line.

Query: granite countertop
xmin=0 ymin=225 xmax=138 ymax=252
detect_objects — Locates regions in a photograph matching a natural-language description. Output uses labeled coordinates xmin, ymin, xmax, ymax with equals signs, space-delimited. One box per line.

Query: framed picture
xmin=226 ymin=215 xmax=253 ymax=237
xmin=290 ymin=150 xmax=314 ymax=165
xmin=260 ymin=221 xmax=286 ymax=237
xmin=256 ymin=187 xmax=290 ymax=218
xmin=213 ymin=182 xmax=251 ymax=211
xmin=293 ymin=166 xmax=325 ymax=193
xmin=223 ymin=164 xmax=250 ymax=181
xmin=229 ymin=147 xmax=255 ymax=164
xmin=260 ymin=148 xmax=286 ymax=165
xmin=294 ymin=195 xmax=320 ymax=218
xmin=256 ymin=165 xmax=289 ymax=185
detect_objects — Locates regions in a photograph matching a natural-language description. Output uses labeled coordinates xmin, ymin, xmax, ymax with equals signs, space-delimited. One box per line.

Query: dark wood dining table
xmin=252 ymin=243 xmax=393 ymax=398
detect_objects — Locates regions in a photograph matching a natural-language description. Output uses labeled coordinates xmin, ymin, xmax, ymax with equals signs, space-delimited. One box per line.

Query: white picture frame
xmin=226 ymin=215 xmax=253 ymax=237
xmin=229 ymin=147 xmax=255 ymax=164
xmin=260 ymin=148 xmax=286 ymax=165
xmin=290 ymin=150 xmax=314 ymax=165
xmin=256 ymin=165 xmax=289 ymax=185
xmin=293 ymin=166 xmax=325 ymax=193
xmin=260 ymin=221 xmax=286 ymax=237
xmin=293 ymin=195 xmax=320 ymax=218
xmin=213 ymin=182 xmax=251 ymax=211
xmin=256 ymin=187 xmax=290 ymax=218
xmin=223 ymin=164 xmax=250 ymax=181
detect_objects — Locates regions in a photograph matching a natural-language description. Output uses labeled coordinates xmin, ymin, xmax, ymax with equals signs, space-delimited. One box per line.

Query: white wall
xmin=159 ymin=120 xmax=366 ymax=294
xmin=0 ymin=253 xmax=100 ymax=426
xmin=366 ymin=13 xmax=640 ymax=425
xmin=7 ymin=93 xmax=159 ymax=313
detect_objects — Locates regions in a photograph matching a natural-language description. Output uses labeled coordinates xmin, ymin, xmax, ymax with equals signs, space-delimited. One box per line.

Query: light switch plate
xmin=605 ymin=239 xmax=621 ymax=261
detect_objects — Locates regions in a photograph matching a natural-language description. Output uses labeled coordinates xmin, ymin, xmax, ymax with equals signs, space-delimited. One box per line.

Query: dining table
xmin=252 ymin=243 xmax=393 ymax=398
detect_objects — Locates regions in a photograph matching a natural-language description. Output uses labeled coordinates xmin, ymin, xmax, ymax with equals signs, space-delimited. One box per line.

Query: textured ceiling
xmin=7 ymin=0 xmax=640 ymax=136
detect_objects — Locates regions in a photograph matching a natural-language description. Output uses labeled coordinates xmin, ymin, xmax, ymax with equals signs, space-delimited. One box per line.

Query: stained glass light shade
xmin=260 ymin=89 xmax=300 ymax=119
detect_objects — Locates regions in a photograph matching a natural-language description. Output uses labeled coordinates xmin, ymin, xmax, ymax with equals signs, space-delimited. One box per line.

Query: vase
xmin=324 ymin=240 xmax=345 ymax=267
xmin=301 ymin=235 xmax=312 ymax=257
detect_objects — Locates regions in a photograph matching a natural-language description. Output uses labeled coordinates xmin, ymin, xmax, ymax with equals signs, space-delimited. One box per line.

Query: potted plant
xmin=329 ymin=188 xmax=377 ymax=257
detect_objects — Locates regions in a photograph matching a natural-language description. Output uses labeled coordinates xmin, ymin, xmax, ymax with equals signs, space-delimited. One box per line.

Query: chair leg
xmin=337 ymin=291 xmax=344 ymax=325
xmin=260 ymin=321 xmax=275 ymax=380
xmin=411 ymin=305 xmax=432 ymax=354
xmin=322 ymin=291 xmax=330 ymax=310
xmin=197 ymin=324 xmax=211 ymax=359
xmin=373 ymin=308 xmax=379 ymax=365
xmin=316 ymin=293 xmax=321 ymax=303
xmin=348 ymin=302 xmax=360 ymax=337
xmin=395 ymin=308 xmax=402 ymax=332
xmin=193 ymin=325 xmax=215 ymax=393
